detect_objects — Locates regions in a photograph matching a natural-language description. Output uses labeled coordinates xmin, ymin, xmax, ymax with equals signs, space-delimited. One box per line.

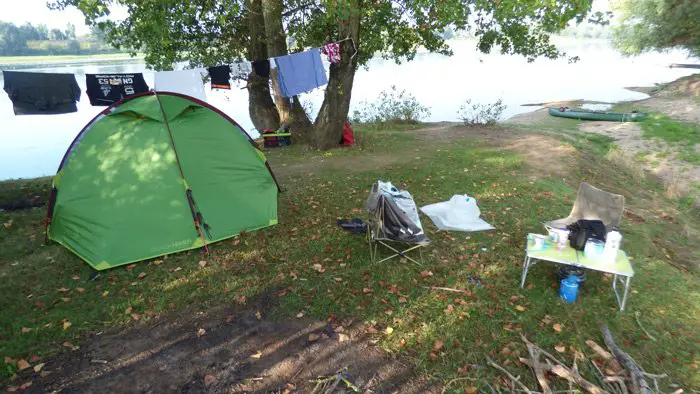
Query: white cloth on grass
xmin=154 ymin=69 xmax=207 ymax=102
xmin=421 ymin=195 xmax=494 ymax=232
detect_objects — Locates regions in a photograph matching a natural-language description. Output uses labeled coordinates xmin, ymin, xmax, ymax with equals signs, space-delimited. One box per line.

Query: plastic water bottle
xmin=602 ymin=231 xmax=622 ymax=263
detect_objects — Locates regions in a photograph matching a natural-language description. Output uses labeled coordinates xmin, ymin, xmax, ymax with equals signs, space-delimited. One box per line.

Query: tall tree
xmin=51 ymin=0 xmax=597 ymax=149
xmin=613 ymin=0 xmax=700 ymax=57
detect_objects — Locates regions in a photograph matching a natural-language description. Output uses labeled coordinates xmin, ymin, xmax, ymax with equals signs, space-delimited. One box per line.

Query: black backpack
xmin=567 ymin=219 xmax=606 ymax=251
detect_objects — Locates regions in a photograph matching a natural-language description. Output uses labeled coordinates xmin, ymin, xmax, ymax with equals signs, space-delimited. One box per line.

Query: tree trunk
xmin=261 ymin=0 xmax=313 ymax=141
xmin=312 ymin=6 xmax=361 ymax=149
xmin=247 ymin=0 xmax=279 ymax=132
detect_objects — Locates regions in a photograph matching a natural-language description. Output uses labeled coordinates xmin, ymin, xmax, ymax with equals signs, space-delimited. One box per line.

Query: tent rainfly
xmin=46 ymin=91 xmax=279 ymax=270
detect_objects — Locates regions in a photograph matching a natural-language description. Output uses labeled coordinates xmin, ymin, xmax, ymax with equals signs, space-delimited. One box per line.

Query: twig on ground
xmin=641 ymin=372 xmax=667 ymax=379
xmin=634 ymin=312 xmax=657 ymax=342
xmin=524 ymin=341 xmax=553 ymax=394
xmin=423 ymin=286 xmax=468 ymax=293
xmin=519 ymin=358 xmax=605 ymax=394
xmin=590 ymin=358 xmax=616 ymax=393
xmin=486 ymin=355 xmax=533 ymax=394
xmin=605 ymin=377 xmax=629 ymax=394
xmin=601 ymin=322 xmax=653 ymax=394
xmin=520 ymin=334 xmax=566 ymax=366
xmin=586 ymin=339 xmax=614 ymax=360
xmin=441 ymin=377 xmax=476 ymax=394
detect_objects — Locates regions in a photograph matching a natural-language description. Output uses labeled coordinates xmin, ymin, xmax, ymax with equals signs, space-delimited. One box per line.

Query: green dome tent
xmin=46 ymin=92 xmax=279 ymax=270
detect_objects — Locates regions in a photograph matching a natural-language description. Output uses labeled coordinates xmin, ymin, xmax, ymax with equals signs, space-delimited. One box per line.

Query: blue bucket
xmin=559 ymin=275 xmax=581 ymax=303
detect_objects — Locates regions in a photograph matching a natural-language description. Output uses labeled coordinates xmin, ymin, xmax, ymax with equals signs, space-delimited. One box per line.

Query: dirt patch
xmin=16 ymin=294 xmax=436 ymax=393
xmin=578 ymin=120 xmax=700 ymax=199
xmin=412 ymin=122 xmax=577 ymax=179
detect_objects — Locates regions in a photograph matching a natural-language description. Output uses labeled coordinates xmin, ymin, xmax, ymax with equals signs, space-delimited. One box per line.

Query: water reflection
xmin=0 ymin=39 xmax=697 ymax=180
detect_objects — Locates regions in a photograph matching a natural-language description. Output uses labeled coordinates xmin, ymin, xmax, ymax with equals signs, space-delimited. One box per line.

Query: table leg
xmin=621 ymin=276 xmax=631 ymax=312
xmin=521 ymin=256 xmax=530 ymax=288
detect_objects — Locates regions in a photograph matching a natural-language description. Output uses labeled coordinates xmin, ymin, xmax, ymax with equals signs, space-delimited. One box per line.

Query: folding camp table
xmin=521 ymin=233 xmax=634 ymax=311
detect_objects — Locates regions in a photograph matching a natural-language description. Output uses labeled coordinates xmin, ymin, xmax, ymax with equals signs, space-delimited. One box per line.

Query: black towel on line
xmin=252 ymin=59 xmax=270 ymax=78
xmin=85 ymin=73 xmax=150 ymax=106
xmin=2 ymin=71 xmax=81 ymax=115
xmin=207 ymin=65 xmax=232 ymax=90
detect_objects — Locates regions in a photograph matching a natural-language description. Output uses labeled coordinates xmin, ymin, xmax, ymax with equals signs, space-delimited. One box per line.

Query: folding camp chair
xmin=544 ymin=182 xmax=625 ymax=231
xmin=366 ymin=183 xmax=429 ymax=265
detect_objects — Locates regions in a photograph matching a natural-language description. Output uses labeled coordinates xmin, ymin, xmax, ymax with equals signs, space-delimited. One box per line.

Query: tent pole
xmin=152 ymin=92 xmax=210 ymax=253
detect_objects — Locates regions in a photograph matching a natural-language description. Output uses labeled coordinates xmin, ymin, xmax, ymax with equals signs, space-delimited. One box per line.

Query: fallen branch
xmin=519 ymin=358 xmax=605 ymax=394
xmin=520 ymin=334 xmax=566 ymax=366
xmin=486 ymin=355 xmax=533 ymax=394
xmin=525 ymin=342 xmax=553 ymax=394
xmin=423 ymin=286 xmax=468 ymax=294
xmin=586 ymin=339 xmax=614 ymax=360
xmin=605 ymin=377 xmax=629 ymax=394
xmin=600 ymin=322 xmax=653 ymax=394
xmin=634 ymin=312 xmax=657 ymax=342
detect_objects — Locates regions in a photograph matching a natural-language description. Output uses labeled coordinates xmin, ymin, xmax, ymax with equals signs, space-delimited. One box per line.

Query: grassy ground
xmin=0 ymin=53 xmax=141 ymax=67
xmin=640 ymin=114 xmax=700 ymax=164
xmin=1 ymin=125 xmax=698 ymax=391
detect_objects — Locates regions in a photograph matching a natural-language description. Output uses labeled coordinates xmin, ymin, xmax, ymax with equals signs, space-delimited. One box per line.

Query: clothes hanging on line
xmin=85 ymin=73 xmax=149 ymax=106
xmin=154 ymin=69 xmax=207 ymax=102
xmin=231 ymin=61 xmax=252 ymax=79
xmin=252 ymin=60 xmax=270 ymax=78
xmin=3 ymin=71 xmax=81 ymax=115
xmin=207 ymin=65 xmax=232 ymax=90
xmin=321 ymin=43 xmax=341 ymax=64
xmin=274 ymin=48 xmax=328 ymax=97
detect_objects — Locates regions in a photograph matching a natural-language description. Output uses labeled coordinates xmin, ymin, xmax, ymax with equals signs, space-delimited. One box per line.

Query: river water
xmin=1 ymin=39 xmax=697 ymax=180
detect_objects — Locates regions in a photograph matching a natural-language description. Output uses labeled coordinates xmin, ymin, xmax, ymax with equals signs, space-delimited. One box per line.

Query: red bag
xmin=342 ymin=121 xmax=355 ymax=146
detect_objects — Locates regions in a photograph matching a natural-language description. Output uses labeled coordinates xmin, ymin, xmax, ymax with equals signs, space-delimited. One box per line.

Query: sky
xmin=0 ymin=0 xmax=126 ymax=35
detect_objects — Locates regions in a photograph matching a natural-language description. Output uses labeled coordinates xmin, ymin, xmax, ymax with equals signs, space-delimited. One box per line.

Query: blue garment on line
xmin=275 ymin=48 xmax=328 ymax=97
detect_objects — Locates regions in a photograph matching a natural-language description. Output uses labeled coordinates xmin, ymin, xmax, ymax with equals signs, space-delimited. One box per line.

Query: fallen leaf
xmin=385 ymin=327 xmax=394 ymax=335
xmin=3 ymin=219 xmax=13 ymax=229
xmin=33 ymin=363 xmax=45 ymax=372
xmin=296 ymin=311 xmax=305 ymax=318
xmin=312 ymin=263 xmax=325 ymax=273
xmin=501 ymin=347 xmax=511 ymax=355
xmin=398 ymin=297 xmax=407 ymax=303
xmin=19 ymin=382 xmax=32 ymax=390
xmin=17 ymin=359 xmax=31 ymax=371
xmin=125 ymin=264 xmax=136 ymax=271
xmin=173 ymin=267 xmax=182 ymax=272
xmin=131 ymin=313 xmax=141 ymax=320
xmin=255 ymin=311 xmax=262 ymax=320
xmin=554 ymin=344 xmax=566 ymax=353
xmin=63 ymin=321 xmax=72 ymax=330
xmin=362 ymin=288 xmax=372 ymax=294
xmin=308 ymin=333 xmax=321 ymax=341
xmin=420 ymin=270 xmax=433 ymax=278
xmin=605 ymin=368 xmax=617 ymax=376
xmin=197 ymin=328 xmax=206 ymax=337
xmin=137 ymin=272 xmax=147 ymax=279
xmin=433 ymin=339 xmax=444 ymax=352
xmin=71 ymin=275 xmax=80 ymax=280
xmin=338 ymin=333 xmax=349 ymax=342
xmin=251 ymin=351 xmax=262 ymax=359
xmin=40 ymin=371 xmax=52 ymax=378
xmin=429 ymin=352 xmax=438 ymax=361
xmin=153 ymin=260 xmax=163 ymax=265
xmin=61 ymin=297 xmax=71 ymax=302
xmin=125 ymin=306 xmax=133 ymax=314
xmin=29 ymin=355 xmax=41 ymax=363
xmin=515 ymin=305 xmax=526 ymax=312
xmin=75 ymin=287 xmax=86 ymax=294
xmin=57 ymin=287 xmax=70 ymax=293
xmin=384 ymin=309 xmax=393 ymax=316
xmin=553 ymin=323 xmax=562 ymax=332
xmin=4 ymin=356 xmax=16 ymax=365
xmin=444 ymin=304 xmax=455 ymax=314
xmin=204 ymin=374 xmax=217 ymax=386
xmin=21 ymin=327 xmax=33 ymax=333
xmin=62 ymin=341 xmax=79 ymax=351
xmin=6 ymin=386 xmax=17 ymax=393
xmin=236 ymin=295 xmax=247 ymax=304
xmin=465 ymin=387 xmax=478 ymax=393
xmin=102 ymin=291 xmax=109 ymax=297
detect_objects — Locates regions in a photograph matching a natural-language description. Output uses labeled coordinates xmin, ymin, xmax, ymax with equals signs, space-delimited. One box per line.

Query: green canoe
xmin=548 ymin=107 xmax=647 ymax=122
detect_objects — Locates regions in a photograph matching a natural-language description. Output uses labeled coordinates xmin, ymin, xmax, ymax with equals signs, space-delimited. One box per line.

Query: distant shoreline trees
xmin=0 ymin=21 xmax=123 ymax=56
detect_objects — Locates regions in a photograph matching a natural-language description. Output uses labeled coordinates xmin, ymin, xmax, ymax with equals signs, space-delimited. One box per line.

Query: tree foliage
xmin=613 ymin=0 xmax=700 ymax=57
